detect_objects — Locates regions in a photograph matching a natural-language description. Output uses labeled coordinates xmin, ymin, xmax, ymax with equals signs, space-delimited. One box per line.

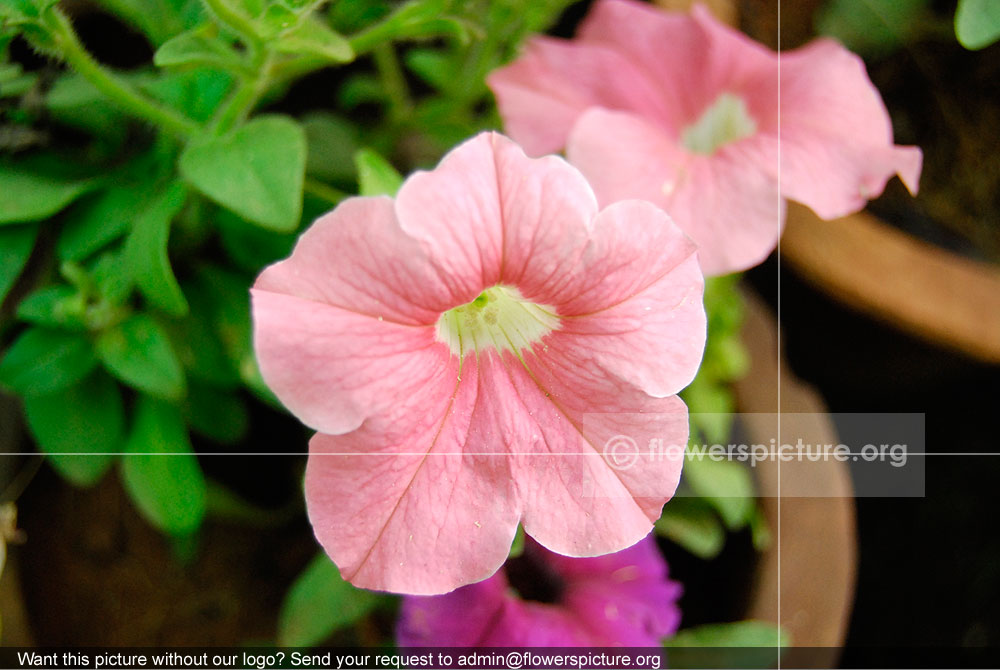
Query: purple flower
xmin=396 ymin=534 xmax=682 ymax=646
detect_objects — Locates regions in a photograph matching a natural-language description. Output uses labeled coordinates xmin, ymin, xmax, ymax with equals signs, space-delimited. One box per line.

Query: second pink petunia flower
xmin=251 ymin=132 xmax=705 ymax=595
xmin=488 ymin=0 xmax=923 ymax=276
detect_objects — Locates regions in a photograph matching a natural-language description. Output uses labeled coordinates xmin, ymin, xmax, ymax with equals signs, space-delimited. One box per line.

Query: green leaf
xmin=193 ymin=265 xmax=255 ymax=385
xmin=327 ymin=0 xmax=390 ymax=33
xmin=91 ymin=250 xmax=135 ymax=306
xmin=16 ymin=285 xmax=87 ymax=330
xmin=0 ymin=166 xmax=93 ymax=224
xmin=275 ymin=18 xmax=354 ymax=62
xmin=508 ymin=524 xmax=525 ymax=559
xmin=142 ymin=68 xmax=233 ymax=123
xmin=96 ymin=313 xmax=186 ymax=401
xmin=749 ymin=504 xmax=771 ymax=551
xmin=707 ymin=332 xmax=750 ymax=381
xmin=123 ymin=181 xmax=190 ymax=317
xmin=0 ymin=62 xmax=36 ymax=98
xmin=23 ymin=371 xmax=123 ymax=487
xmin=0 ymin=328 xmax=97 ymax=396
xmin=354 ymin=148 xmax=403 ymax=196
xmin=302 ymin=112 xmax=360 ymax=182
xmin=216 ymin=209 xmax=297 ymax=272
xmin=169 ymin=284 xmax=240 ymax=387
xmin=121 ymin=396 xmax=206 ymax=536
xmin=179 ymin=116 xmax=306 ymax=231
xmin=682 ymin=455 xmax=755 ymax=531
xmin=0 ymin=223 xmax=38 ymax=305
xmin=337 ymin=74 xmax=386 ymax=109
xmin=655 ymin=496 xmax=725 ymax=560
xmin=683 ymin=377 xmax=735 ymax=445
xmin=237 ymin=0 xmax=264 ymax=19
xmin=278 ymin=553 xmax=381 ymax=647
xmin=46 ymin=74 xmax=128 ymax=138
xmin=956 ymin=0 xmax=1000 ymax=49
xmin=664 ymin=621 xmax=788 ymax=669
xmin=259 ymin=3 xmax=298 ymax=34
xmin=184 ymin=381 xmax=248 ymax=444
xmin=815 ymin=0 xmax=930 ymax=58
xmin=154 ymin=24 xmax=245 ymax=71
xmin=404 ymin=48 xmax=454 ymax=91
xmin=666 ymin=620 xmax=789 ymax=647
xmin=95 ymin=0 xmax=205 ymax=46
xmin=57 ymin=187 xmax=146 ymax=262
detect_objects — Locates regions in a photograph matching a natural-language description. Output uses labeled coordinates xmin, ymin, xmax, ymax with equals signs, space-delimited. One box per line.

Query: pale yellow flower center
xmin=680 ymin=92 xmax=757 ymax=155
xmin=436 ymin=286 xmax=559 ymax=357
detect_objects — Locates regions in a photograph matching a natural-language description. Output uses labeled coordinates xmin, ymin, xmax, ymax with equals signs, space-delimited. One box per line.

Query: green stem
xmin=303 ymin=177 xmax=348 ymax=205
xmin=372 ymin=42 xmax=411 ymax=123
xmin=45 ymin=8 xmax=198 ymax=138
xmin=213 ymin=55 xmax=275 ymax=133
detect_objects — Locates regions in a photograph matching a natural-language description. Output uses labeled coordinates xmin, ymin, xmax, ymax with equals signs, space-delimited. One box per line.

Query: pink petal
xmin=251 ymin=290 xmax=450 ymax=434
xmin=577 ymin=1 xmax=779 ymax=132
xmin=553 ymin=201 xmax=706 ymax=398
xmin=396 ymin=132 xmax=606 ymax=300
xmin=393 ymin=135 xmax=505 ymax=300
xmin=777 ymin=38 xmax=922 ymax=218
xmin=487 ymin=38 xmax=668 ymax=156
xmin=509 ymin=344 xmax=691 ymax=557
xmin=255 ymin=197 xmax=460 ymax=325
xmin=305 ymin=354 xmax=521 ymax=595
xmin=568 ymin=108 xmax=784 ymax=275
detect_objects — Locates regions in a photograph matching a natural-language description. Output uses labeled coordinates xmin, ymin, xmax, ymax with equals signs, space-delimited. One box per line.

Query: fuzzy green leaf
xmin=184 ymin=381 xmax=248 ymax=444
xmin=0 ymin=223 xmax=38 ymax=304
xmin=0 ymin=328 xmax=97 ymax=396
xmin=57 ymin=187 xmax=146 ymax=261
xmin=97 ymin=313 xmax=186 ymax=401
xmin=277 ymin=553 xmax=381 ymax=647
xmin=682 ymin=456 xmax=755 ymax=531
xmin=123 ymin=181 xmax=189 ymax=317
xmin=121 ymin=396 xmax=206 ymax=535
xmin=302 ymin=112 xmax=360 ymax=182
xmin=15 ymin=285 xmax=87 ymax=330
xmin=275 ymin=19 xmax=354 ymax=63
xmin=0 ymin=166 xmax=93 ymax=224
xmin=956 ymin=0 xmax=1000 ymax=49
xmin=665 ymin=620 xmax=789 ymax=647
xmin=354 ymin=148 xmax=403 ymax=197
xmin=655 ymin=496 xmax=726 ymax=560
xmin=179 ymin=116 xmax=306 ymax=231
xmin=154 ymin=25 xmax=245 ymax=71
xmin=23 ymin=371 xmax=124 ymax=487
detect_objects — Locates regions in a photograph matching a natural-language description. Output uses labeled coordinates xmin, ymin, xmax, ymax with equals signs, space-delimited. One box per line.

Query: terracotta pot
xmin=781 ymin=204 xmax=1000 ymax=364
xmin=736 ymin=288 xmax=858 ymax=662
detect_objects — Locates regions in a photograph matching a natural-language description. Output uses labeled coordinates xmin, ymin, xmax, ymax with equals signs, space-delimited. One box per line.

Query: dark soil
xmin=15 ymin=466 xmax=317 ymax=645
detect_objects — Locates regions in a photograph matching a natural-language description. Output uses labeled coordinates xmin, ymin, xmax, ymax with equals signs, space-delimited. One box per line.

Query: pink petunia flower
xmin=487 ymin=0 xmax=923 ymax=276
xmin=397 ymin=534 xmax=682 ymax=646
xmin=251 ymin=132 xmax=705 ymax=595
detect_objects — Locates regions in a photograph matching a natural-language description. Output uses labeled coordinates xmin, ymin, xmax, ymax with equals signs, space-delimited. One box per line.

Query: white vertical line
xmin=776 ymin=0 xmax=783 ymax=666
